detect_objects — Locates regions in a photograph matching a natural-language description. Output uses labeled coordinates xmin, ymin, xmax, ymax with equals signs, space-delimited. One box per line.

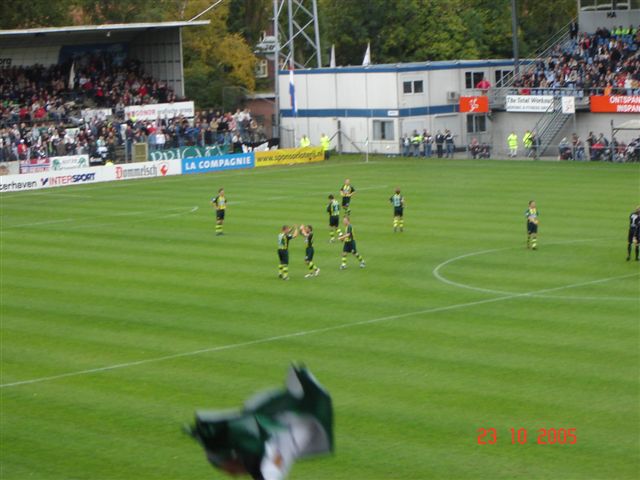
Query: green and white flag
xmin=186 ymin=365 xmax=334 ymax=480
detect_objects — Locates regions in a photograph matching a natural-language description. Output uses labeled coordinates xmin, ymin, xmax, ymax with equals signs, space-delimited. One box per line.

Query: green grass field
xmin=1 ymin=156 xmax=639 ymax=479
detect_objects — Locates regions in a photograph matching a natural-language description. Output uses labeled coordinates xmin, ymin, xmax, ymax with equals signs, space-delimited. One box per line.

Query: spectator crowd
xmin=0 ymin=108 xmax=267 ymax=163
xmin=512 ymin=25 xmax=640 ymax=95
xmin=0 ymin=52 xmax=179 ymax=126
xmin=0 ymin=51 xmax=267 ymax=163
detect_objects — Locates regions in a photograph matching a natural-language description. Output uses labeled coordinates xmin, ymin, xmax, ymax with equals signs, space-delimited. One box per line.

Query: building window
xmin=255 ymin=59 xmax=268 ymax=79
xmin=465 ymin=71 xmax=485 ymax=89
xmin=494 ymin=69 xmax=512 ymax=87
xmin=373 ymin=120 xmax=394 ymax=140
xmin=466 ymin=114 xmax=487 ymax=133
xmin=403 ymin=80 xmax=424 ymax=94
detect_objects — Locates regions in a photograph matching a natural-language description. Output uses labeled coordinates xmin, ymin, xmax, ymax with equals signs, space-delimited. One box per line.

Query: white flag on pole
xmin=362 ymin=42 xmax=371 ymax=66
xmin=329 ymin=44 xmax=336 ymax=68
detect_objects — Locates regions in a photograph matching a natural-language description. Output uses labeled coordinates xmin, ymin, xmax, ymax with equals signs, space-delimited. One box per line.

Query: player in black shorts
xmin=327 ymin=194 xmax=342 ymax=242
xmin=525 ymin=200 xmax=539 ymax=250
xmin=211 ymin=188 xmax=226 ymax=235
xmin=339 ymin=217 xmax=365 ymax=269
xmin=389 ymin=188 xmax=405 ymax=232
xmin=277 ymin=224 xmax=297 ymax=280
xmin=300 ymin=225 xmax=320 ymax=277
xmin=340 ymin=179 xmax=356 ymax=216
xmin=627 ymin=206 xmax=640 ymax=261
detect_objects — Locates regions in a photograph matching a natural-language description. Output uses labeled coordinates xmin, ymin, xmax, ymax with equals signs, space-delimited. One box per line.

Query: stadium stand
xmin=0 ymin=49 xmax=267 ymax=163
xmin=512 ymin=25 xmax=639 ymax=94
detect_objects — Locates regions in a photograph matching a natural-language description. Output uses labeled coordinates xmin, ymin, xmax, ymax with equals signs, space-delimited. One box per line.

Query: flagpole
xmin=290 ymin=62 xmax=297 ymax=148
xmin=363 ymin=43 xmax=370 ymax=163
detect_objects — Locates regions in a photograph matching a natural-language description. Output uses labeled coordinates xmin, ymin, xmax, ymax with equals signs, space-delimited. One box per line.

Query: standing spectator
xmin=523 ymin=130 xmax=533 ymax=157
xmin=444 ymin=130 xmax=455 ymax=158
xmin=401 ymin=134 xmax=410 ymax=157
xmin=156 ymin=128 xmax=166 ymax=152
xmin=572 ymin=133 xmax=585 ymax=161
xmin=17 ymin=139 xmax=28 ymax=160
xmin=435 ymin=131 xmax=445 ymax=158
xmin=410 ymin=130 xmax=422 ymax=157
xmin=475 ymin=76 xmax=491 ymax=93
xmin=530 ymin=131 xmax=539 ymax=159
xmin=423 ymin=131 xmax=433 ymax=157
xmin=507 ymin=131 xmax=518 ymax=158
xmin=586 ymin=131 xmax=596 ymax=159
xmin=570 ymin=20 xmax=579 ymax=41
xmin=125 ymin=125 xmax=134 ymax=162
xmin=320 ymin=133 xmax=331 ymax=159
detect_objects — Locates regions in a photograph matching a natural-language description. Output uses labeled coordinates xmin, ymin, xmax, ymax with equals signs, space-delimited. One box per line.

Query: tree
xmin=178 ymin=0 xmax=257 ymax=108
xmin=0 ymin=0 xmax=68 ymax=29
xmin=227 ymin=0 xmax=272 ymax=46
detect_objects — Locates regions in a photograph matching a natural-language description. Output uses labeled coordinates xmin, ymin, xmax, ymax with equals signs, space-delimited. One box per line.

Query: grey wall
xmin=129 ymin=29 xmax=184 ymax=97
xmin=490 ymin=111 xmax=638 ymax=157
xmin=578 ymin=10 xmax=640 ymax=33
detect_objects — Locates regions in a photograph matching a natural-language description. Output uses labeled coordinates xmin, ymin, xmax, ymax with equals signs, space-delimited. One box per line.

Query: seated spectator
xmin=558 ymin=137 xmax=572 ymax=160
xmin=510 ymin=25 xmax=639 ymax=95
xmin=469 ymin=137 xmax=481 ymax=158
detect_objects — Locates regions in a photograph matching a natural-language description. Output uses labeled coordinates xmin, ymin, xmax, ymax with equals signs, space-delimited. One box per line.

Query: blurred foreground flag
xmin=186 ymin=365 xmax=334 ymax=480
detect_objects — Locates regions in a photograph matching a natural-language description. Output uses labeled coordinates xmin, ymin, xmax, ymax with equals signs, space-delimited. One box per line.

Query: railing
xmin=534 ymin=99 xmax=573 ymax=155
xmin=495 ymin=18 xmax=576 ymax=90
xmin=483 ymin=86 xmax=639 ymax=111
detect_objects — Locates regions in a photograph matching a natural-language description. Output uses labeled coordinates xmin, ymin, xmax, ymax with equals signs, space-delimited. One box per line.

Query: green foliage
xmin=0 ymin=0 xmax=68 ymax=29
xmin=178 ymin=1 xmax=257 ymax=106
xmin=227 ymin=0 xmax=272 ymax=45
xmin=518 ymin=0 xmax=577 ymax=56
xmin=320 ymin=0 xmax=575 ymax=64
xmin=0 ymin=0 xmax=578 ymax=104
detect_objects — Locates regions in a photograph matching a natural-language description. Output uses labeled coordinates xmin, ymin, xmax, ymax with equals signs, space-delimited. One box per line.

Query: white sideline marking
xmin=0 ymin=157 xmax=377 ymax=199
xmin=1 ymin=271 xmax=636 ymax=389
xmin=433 ymin=240 xmax=640 ymax=302
xmin=2 ymin=206 xmax=198 ymax=230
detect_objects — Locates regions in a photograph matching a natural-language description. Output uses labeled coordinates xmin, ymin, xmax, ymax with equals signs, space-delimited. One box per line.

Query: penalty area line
xmin=1 ymin=271 xmax=636 ymax=389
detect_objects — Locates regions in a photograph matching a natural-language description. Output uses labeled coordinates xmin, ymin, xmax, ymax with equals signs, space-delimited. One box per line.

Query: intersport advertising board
xmin=0 ymin=160 xmax=182 ymax=193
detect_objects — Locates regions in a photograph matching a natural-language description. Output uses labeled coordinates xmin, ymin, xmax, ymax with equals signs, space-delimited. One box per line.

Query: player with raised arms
xmin=277 ymin=225 xmax=298 ymax=280
xmin=299 ymin=224 xmax=320 ymax=277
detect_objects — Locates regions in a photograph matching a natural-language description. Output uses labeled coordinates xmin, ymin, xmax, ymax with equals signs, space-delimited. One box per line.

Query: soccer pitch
xmin=1 ymin=156 xmax=638 ymax=479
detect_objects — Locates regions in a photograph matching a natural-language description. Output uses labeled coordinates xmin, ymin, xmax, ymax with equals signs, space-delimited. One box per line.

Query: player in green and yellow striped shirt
xmin=327 ymin=194 xmax=342 ymax=242
xmin=277 ymin=225 xmax=298 ymax=280
xmin=389 ymin=188 xmax=405 ymax=232
xmin=340 ymin=179 xmax=356 ymax=216
xmin=299 ymin=224 xmax=320 ymax=278
xmin=338 ymin=217 xmax=365 ymax=269
xmin=211 ymin=188 xmax=226 ymax=236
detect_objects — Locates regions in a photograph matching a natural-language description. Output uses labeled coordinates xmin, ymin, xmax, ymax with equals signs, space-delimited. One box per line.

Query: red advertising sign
xmin=459 ymin=96 xmax=489 ymax=113
xmin=590 ymin=95 xmax=640 ymax=113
